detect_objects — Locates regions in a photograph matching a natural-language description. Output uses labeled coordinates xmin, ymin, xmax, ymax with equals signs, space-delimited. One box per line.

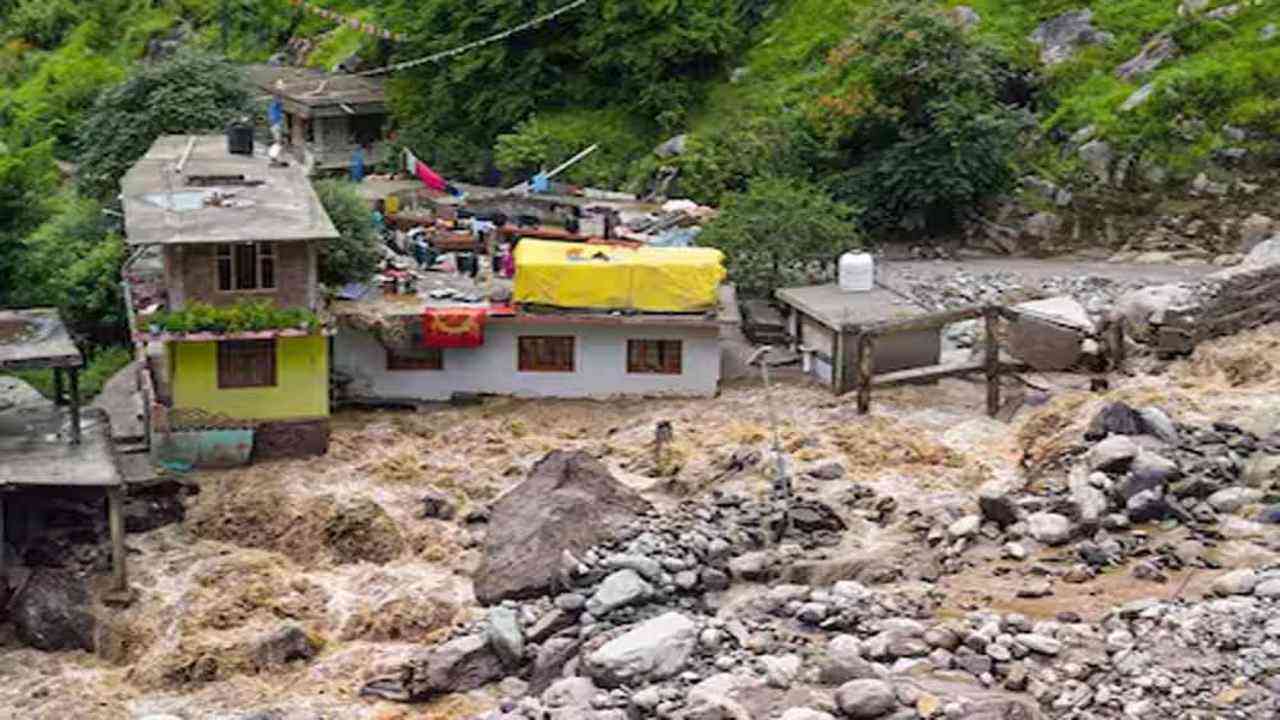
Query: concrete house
xmin=122 ymin=135 xmax=340 ymax=464
xmin=333 ymin=241 xmax=731 ymax=402
xmin=246 ymin=64 xmax=388 ymax=173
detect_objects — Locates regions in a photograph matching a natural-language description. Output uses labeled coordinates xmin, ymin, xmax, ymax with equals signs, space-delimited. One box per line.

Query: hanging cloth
xmin=422 ymin=307 xmax=486 ymax=348
xmin=405 ymin=149 xmax=466 ymax=197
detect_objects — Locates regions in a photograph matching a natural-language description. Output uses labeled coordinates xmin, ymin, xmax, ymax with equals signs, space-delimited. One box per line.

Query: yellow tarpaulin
xmin=513 ymin=240 xmax=725 ymax=313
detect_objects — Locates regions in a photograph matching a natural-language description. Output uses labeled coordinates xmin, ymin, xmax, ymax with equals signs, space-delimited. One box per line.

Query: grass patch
xmin=10 ymin=343 xmax=132 ymax=402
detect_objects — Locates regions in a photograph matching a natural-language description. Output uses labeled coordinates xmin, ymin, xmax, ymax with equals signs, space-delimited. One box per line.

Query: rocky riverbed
xmin=0 ymin=326 xmax=1277 ymax=719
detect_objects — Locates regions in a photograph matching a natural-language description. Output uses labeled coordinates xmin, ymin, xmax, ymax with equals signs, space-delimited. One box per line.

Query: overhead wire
xmin=350 ymin=0 xmax=591 ymax=78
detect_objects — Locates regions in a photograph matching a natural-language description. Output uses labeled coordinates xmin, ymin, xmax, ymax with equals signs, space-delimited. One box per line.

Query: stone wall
xmin=167 ymin=241 xmax=314 ymax=310
xmin=252 ymin=418 xmax=330 ymax=460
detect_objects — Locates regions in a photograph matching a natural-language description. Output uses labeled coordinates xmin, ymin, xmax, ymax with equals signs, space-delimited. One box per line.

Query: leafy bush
xmin=494 ymin=109 xmax=655 ymax=189
xmin=5 ymin=0 xmax=81 ymax=48
xmin=149 ymin=299 xmax=320 ymax=335
xmin=75 ymin=50 xmax=251 ymax=200
xmin=0 ymin=140 xmax=57 ymax=303
xmin=810 ymin=1 xmax=1021 ymax=235
xmin=698 ymin=177 xmax=862 ymax=298
xmin=313 ymin=179 xmax=382 ymax=286
xmin=667 ymin=114 xmax=825 ymax=206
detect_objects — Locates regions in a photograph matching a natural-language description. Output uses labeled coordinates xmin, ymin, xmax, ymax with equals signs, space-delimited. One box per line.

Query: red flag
xmin=406 ymin=150 xmax=448 ymax=193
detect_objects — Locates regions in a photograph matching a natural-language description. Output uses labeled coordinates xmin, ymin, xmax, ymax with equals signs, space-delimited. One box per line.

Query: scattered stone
xmin=583 ymin=612 xmax=697 ymax=688
xmin=949 ymin=5 xmax=981 ymax=30
xmin=948 ymin=515 xmax=981 ymax=539
xmin=1003 ymin=542 xmax=1028 ymax=561
xmin=1126 ymin=488 xmax=1171 ymax=523
xmin=1017 ymin=579 xmax=1054 ymax=598
xmin=1262 ymin=23 xmax=1277 ymax=41
xmin=780 ymin=710 xmax=837 ymax=720
xmin=1210 ymin=569 xmax=1258 ymax=596
xmin=807 ymin=461 xmax=846 ymax=481
xmin=1120 ymin=83 xmax=1155 ymax=112
xmin=761 ymin=654 xmax=803 ymax=688
xmin=818 ymin=635 xmax=878 ymax=685
xmin=1137 ymin=407 xmax=1179 ymax=443
xmin=729 ymin=551 xmax=770 ymax=582
xmin=1016 ymin=634 xmax=1062 ymax=656
xmin=420 ymin=489 xmax=457 ymax=520
xmin=653 ymin=135 xmax=688 ymax=159
xmin=1026 ymin=512 xmax=1073 ymax=546
xmin=1086 ymin=402 xmax=1146 ymax=440
xmin=835 ymin=679 xmax=897 ymax=719
xmin=11 ymin=569 xmax=95 ymax=652
xmin=252 ymin=625 xmax=319 ymax=669
xmin=487 ymin=607 xmax=525 ymax=669
xmin=1078 ymin=139 xmax=1114 ymax=183
xmin=1087 ymin=435 xmax=1140 ymax=473
xmin=1116 ymin=35 xmax=1176 ymax=80
xmin=586 ymin=569 xmax=653 ymax=617
xmin=401 ymin=635 xmax=505 ymax=701
xmin=1208 ymin=487 xmax=1263 ymax=513
xmin=979 ymin=483 xmax=1021 ymax=527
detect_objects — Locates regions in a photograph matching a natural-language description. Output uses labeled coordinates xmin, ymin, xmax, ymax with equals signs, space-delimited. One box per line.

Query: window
xmin=217 ymin=340 xmax=277 ymax=389
xmin=387 ymin=347 xmax=444 ymax=371
xmin=627 ymin=340 xmax=683 ymax=375
xmin=216 ymin=242 xmax=275 ymax=291
xmin=518 ymin=336 xmax=575 ymax=372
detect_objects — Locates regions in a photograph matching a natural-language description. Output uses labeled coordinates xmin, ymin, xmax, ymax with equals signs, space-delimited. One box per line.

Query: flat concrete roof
xmin=0 ymin=309 xmax=83 ymax=371
xmin=0 ymin=407 xmax=120 ymax=488
xmin=121 ymin=135 xmax=341 ymax=246
xmin=775 ymin=284 xmax=931 ymax=331
xmin=246 ymin=64 xmax=385 ymax=109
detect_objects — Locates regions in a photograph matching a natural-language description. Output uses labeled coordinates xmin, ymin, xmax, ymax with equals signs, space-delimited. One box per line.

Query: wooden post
xmin=856 ymin=332 xmax=874 ymax=415
xmin=984 ymin=306 xmax=1001 ymax=418
xmin=1110 ymin=319 xmax=1126 ymax=373
xmin=68 ymin=368 xmax=81 ymax=445
xmin=0 ymin=494 xmax=7 ymax=601
xmin=53 ymin=368 xmax=65 ymax=406
xmin=107 ymin=487 xmax=127 ymax=593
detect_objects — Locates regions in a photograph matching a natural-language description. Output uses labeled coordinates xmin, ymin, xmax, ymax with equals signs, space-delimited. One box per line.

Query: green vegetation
xmin=11 ymin=345 xmax=134 ymax=402
xmin=313 ymin=179 xmax=384 ymax=286
xmin=148 ymin=299 xmax=320 ymax=335
xmin=699 ymin=177 xmax=862 ymax=297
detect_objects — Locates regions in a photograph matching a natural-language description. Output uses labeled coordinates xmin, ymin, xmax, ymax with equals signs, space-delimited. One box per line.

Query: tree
xmin=810 ymin=2 xmax=1020 ymax=236
xmin=313 ymin=179 xmax=382 ymax=287
xmin=0 ymin=140 xmax=57 ymax=305
xmin=75 ymin=51 xmax=251 ymax=200
xmin=14 ymin=194 xmax=125 ymax=332
xmin=698 ymin=177 xmax=862 ymax=298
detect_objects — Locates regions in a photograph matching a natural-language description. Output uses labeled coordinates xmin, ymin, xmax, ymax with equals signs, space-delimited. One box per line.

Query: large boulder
xmin=400 ymin=634 xmax=505 ymax=700
xmin=835 ymin=679 xmax=897 ymax=719
xmin=1030 ymin=10 xmax=1114 ymax=65
xmin=583 ymin=612 xmax=697 ymax=688
xmin=1006 ymin=296 xmax=1094 ymax=371
xmin=474 ymin=451 xmax=652 ymax=604
xmin=1114 ymin=284 xmax=1198 ymax=343
xmin=1115 ymin=35 xmax=1177 ymax=80
xmin=11 ymin=569 xmax=96 ymax=652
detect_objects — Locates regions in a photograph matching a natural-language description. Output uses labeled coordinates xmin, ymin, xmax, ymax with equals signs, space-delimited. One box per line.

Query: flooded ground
xmin=0 ymin=326 xmax=1278 ymax=718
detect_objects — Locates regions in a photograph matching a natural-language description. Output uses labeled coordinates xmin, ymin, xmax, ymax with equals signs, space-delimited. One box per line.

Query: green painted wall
xmin=169 ymin=335 xmax=329 ymax=420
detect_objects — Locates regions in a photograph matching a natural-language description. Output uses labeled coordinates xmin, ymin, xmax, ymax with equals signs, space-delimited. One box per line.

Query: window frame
xmin=626 ymin=339 xmax=683 ymax=375
xmin=517 ymin=336 xmax=576 ymax=373
xmin=386 ymin=347 xmax=444 ymax=371
xmin=215 ymin=242 xmax=276 ymax=292
xmin=216 ymin=339 xmax=278 ymax=389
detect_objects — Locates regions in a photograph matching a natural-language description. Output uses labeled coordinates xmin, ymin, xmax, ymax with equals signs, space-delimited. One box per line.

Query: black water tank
xmin=226 ymin=122 xmax=254 ymax=156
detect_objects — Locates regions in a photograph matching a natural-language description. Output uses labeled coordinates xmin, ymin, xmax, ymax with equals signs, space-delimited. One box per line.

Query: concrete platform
xmin=92 ymin=361 xmax=146 ymax=444
xmin=0 ymin=406 xmax=121 ymax=488
xmin=776 ymin=285 xmax=932 ymax=330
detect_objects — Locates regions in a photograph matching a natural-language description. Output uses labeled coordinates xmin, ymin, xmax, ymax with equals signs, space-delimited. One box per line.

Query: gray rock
xmin=1115 ymin=284 xmax=1197 ymax=343
xmin=1116 ymin=35 xmax=1176 ymax=80
xmin=586 ymin=569 xmax=652 ymax=616
xmin=1245 ymin=237 xmax=1280 ymax=267
xmin=543 ymin=676 xmax=598 ymax=709
xmin=1120 ymin=83 xmax=1155 ymax=112
xmin=701 ymin=567 xmax=731 ymax=591
xmin=1180 ymin=0 xmax=1209 ymax=14
xmin=252 ymin=625 xmax=319 ymax=670
xmin=421 ymin=489 xmax=457 ymax=520
xmin=818 ymin=635 xmax=878 ymax=685
xmin=1239 ymin=213 xmax=1275 ymax=252
xmin=1192 ymin=172 xmax=1229 ymax=196
xmin=1125 ymin=488 xmax=1170 ymax=523
xmin=1070 ymin=469 xmax=1110 ymax=528
xmin=1210 ymin=568 xmax=1258 ymax=596
xmin=11 ymin=570 xmax=95 ymax=652
xmin=654 ymin=134 xmax=688 ymax=159
xmin=798 ymin=602 xmax=830 ymax=624
xmin=729 ymin=551 xmax=769 ymax=582
xmin=807 ymin=461 xmax=846 ymax=480
xmin=529 ymin=636 xmax=582 ymax=694
xmin=1015 ymin=633 xmax=1062 ymax=656
xmin=1253 ymin=578 xmax=1280 ymax=597
xmin=950 ymin=5 xmax=981 ymax=30
xmin=401 ymin=634 xmax=505 ymax=700
xmin=674 ymin=570 xmax=700 ymax=591
xmin=1078 ymin=139 xmax=1114 ymax=182
xmin=555 ymin=593 xmax=586 ymax=611
xmin=1003 ymin=542 xmax=1028 ymax=561
xmin=527 ymin=608 xmax=575 ymax=644
xmin=607 ymin=554 xmax=663 ymax=582
xmin=1124 ymin=451 xmax=1180 ymax=498
xmin=761 ymin=654 xmax=802 ymax=688
xmin=475 ymin=451 xmax=652 ymax=604
xmin=1026 ymin=512 xmax=1073 ymax=546
xmin=979 ymin=483 xmax=1021 ymax=527
xmin=836 ymin=679 xmax=897 ymax=719
xmin=487 ymin=607 xmax=525 ymax=668
xmin=1087 ymin=435 xmax=1139 ymax=473
xmin=1030 ymin=10 xmax=1114 ymax=65
xmin=780 ymin=709 xmax=837 ymax=720
xmin=583 ymin=612 xmax=697 ymax=688
xmin=1244 ymin=454 xmax=1280 ymax=487
xmin=948 ymin=515 xmax=982 ymax=539
xmin=631 ymin=686 xmax=663 ymax=711
xmin=1137 ymin=407 xmax=1179 ymax=443
xmin=1208 ymin=487 xmax=1263 ymax=513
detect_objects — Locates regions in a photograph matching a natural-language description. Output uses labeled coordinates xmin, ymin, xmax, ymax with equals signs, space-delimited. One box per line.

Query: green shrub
xmin=698 ymin=176 xmax=862 ymax=298
xmin=313 ymin=179 xmax=382 ymax=286
xmin=149 ymin=299 xmax=320 ymax=335
xmin=494 ymin=109 xmax=656 ymax=190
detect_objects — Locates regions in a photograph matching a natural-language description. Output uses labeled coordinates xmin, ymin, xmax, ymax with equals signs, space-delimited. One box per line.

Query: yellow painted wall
xmin=169 ymin=335 xmax=329 ymax=420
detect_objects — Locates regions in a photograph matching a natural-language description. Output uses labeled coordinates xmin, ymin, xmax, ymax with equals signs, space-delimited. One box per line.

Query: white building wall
xmin=335 ymin=320 xmax=722 ymax=401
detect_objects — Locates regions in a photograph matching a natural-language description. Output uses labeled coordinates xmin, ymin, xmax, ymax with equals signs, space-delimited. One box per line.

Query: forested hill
xmin=2 ymin=0 xmax=1279 ymax=329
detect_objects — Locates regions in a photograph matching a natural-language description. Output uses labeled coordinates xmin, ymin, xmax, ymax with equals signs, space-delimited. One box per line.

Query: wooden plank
xmin=856 ymin=333 xmax=873 ymax=414
xmin=864 ymin=305 xmax=986 ymax=337
xmin=871 ymin=360 xmax=986 ymax=388
xmin=984 ymin=306 xmax=1000 ymax=418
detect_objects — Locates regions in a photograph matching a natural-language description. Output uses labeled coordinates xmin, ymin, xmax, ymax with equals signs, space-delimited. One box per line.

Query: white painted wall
xmin=335 ymin=320 xmax=722 ymax=401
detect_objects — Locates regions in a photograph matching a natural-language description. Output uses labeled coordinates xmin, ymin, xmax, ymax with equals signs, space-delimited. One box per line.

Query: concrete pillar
xmin=107 ymin=487 xmax=127 ymax=593
xmin=68 ymin=368 xmax=81 ymax=445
